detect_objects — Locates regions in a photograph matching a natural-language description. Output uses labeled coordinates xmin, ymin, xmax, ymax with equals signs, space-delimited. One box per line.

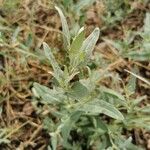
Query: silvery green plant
xmin=101 ymin=0 xmax=131 ymax=29
xmin=32 ymin=7 xmax=147 ymax=150
xmin=104 ymin=12 xmax=150 ymax=61
xmin=127 ymin=12 xmax=150 ymax=61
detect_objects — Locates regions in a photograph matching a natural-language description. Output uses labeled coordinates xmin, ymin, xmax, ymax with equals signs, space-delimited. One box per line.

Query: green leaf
xmin=115 ymin=136 xmax=144 ymax=150
xmin=70 ymin=27 xmax=85 ymax=54
xmin=25 ymin=33 xmax=33 ymax=48
xmin=102 ymin=38 xmax=123 ymax=51
xmin=95 ymin=118 xmax=108 ymax=132
xmin=32 ymin=82 xmax=65 ymax=104
xmin=80 ymin=99 xmax=124 ymax=120
xmin=11 ymin=26 xmax=20 ymax=44
xmin=144 ymin=13 xmax=150 ymax=34
xmin=127 ymin=13 xmax=150 ymax=61
xmin=48 ymin=146 xmax=52 ymax=150
xmin=101 ymin=86 xmax=126 ymax=105
xmin=125 ymin=69 xmax=150 ymax=86
xmin=127 ymin=50 xmax=150 ymax=61
xmin=62 ymin=0 xmax=73 ymax=8
xmin=80 ymin=27 xmax=100 ymax=57
xmin=69 ymin=50 xmax=86 ymax=70
xmin=43 ymin=42 xmax=63 ymax=82
xmin=126 ymin=68 xmax=137 ymax=95
xmin=126 ymin=116 xmax=150 ymax=130
xmin=55 ymin=6 xmax=70 ymax=47
xmin=132 ymin=95 xmax=147 ymax=106
xmin=58 ymin=111 xmax=83 ymax=144
xmin=50 ymin=132 xmax=57 ymax=150
xmin=69 ymin=27 xmax=86 ymax=69
xmin=139 ymin=106 xmax=150 ymax=113
xmin=68 ymin=81 xmax=89 ymax=99
xmin=0 ymin=138 xmax=10 ymax=144
xmin=74 ymin=0 xmax=97 ymax=12
xmin=102 ymin=87 xmax=125 ymax=101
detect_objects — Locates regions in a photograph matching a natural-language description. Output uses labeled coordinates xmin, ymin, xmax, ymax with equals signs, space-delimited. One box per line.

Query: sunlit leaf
xmin=70 ymin=27 xmax=85 ymax=54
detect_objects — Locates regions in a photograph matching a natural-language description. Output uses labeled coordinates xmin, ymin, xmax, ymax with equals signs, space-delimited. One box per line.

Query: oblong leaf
xmin=101 ymin=86 xmax=126 ymax=105
xmin=50 ymin=133 xmax=57 ymax=150
xmin=59 ymin=111 xmax=83 ymax=144
xmin=55 ymin=6 xmax=70 ymax=47
xmin=32 ymin=82 xmax=65 ymax=104
xmin=80 ymin=27 xmax=100 ymax=57
xmin=80 ymin=99 xmax=124 ymax=120
xmin=74 ymin=0 xmax=97 ymax=13
xmin=70 ymin=27 xmax=85 ymax=54
xmin=144 ymin=13 xmax=150 ymax=34
xmin=68 ymin=81 xmax=89 ymax=99
xmin=127 ymin=50 xmax=150 ymax=61
xmin=43 ymin=42 xmax=63 ymax=82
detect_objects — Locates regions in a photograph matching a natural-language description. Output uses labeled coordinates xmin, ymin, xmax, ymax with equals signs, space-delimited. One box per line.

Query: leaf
xmin=139 ymin=106 xmax=150 ymax=113
xmin=11 ymin=26 xmax=20 ymax=44
xmin=126 ymin=68 xmax=137 ymax=95
xmin=116 ymin=136 xmax=144 ymax=150
xmin=50 ymin=132 xmax=57 ymax=150
xmin=126 ymin=116 xmax=150 ymax=130
xmin=69 ymin=50 xmax=86 ymax=70
xmin=43 ymin=42 xmax=63 ymax=82
xmin=68 ymin=81 xmax=89 ymax=99
xmin=58 ymin=111 xmax=83 ymax=144
xmin=48 ymin=146 xmax=52 ymax=150
xmin=101 ymin=86 xmax=126 ymax=105
xmin=74 ymin=0 xmax=97 ymax=12
xmin=80 ymin=27 xmax=100 ymax=57
xmin=55 ymin=6 xmax=70 ymax=47
xmin=70 ymin=27 xmax=85 ymax=54
xmin=25 ymin=33 xmax=33 ymax=48
xmin=69 ymin=27 xmax=86 ymax=69
xmin=95 ymin=118 xmax=108 ymax=132
xmin=32 ymin=82 xmax=65 ymax=104
xmin=101 ymin=87 xmax=125 ymax=101
xmin=80 ymin=70 xmax=102 ymax=92
xmin=132 ymin=95 xmax=147 ymax=106
xmin=125 ymin=69 xmax=150 ymax=86
xmin=144 ymin=13 xmax=150 ymax=34
xmin=102 ymin=38 xmax=122 ymax=52
xmin=62 ymin=0 xmax=72 ymax=8
xmin=127 ymin=50 xmax=150 ymax=61
xmin=80 ymin=99 xmax=124 ymax=120
xmin=127 ymin=13 xmax=150 ymax=61
xmin=0 ymin=138 xmax=10 ymax=144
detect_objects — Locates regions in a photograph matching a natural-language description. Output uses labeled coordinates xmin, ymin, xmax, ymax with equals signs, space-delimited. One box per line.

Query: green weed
xmin=32 ymin=7 xmax=149 ymax=149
